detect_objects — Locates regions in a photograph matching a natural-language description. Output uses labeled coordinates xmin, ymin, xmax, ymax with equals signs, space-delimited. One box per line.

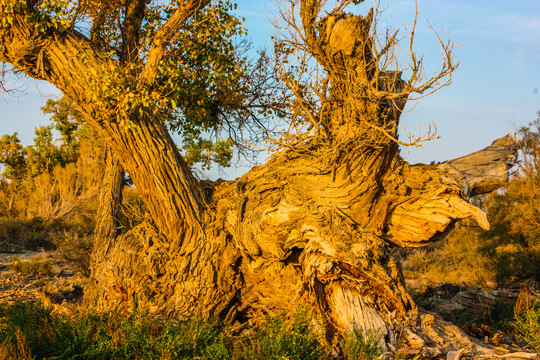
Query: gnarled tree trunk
xmin=0 ymin=1 xmax=517 ymax=355
xmin=83 ymin=134 xmax=516 ymax=351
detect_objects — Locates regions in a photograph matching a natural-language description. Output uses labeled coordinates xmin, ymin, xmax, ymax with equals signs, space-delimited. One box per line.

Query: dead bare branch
xmin=271 ymin=0 xmax=458 ymax=158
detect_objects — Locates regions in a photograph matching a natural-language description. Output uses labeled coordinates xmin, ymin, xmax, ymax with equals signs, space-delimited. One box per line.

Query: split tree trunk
xmin=0 ymin=4 xmax=517 ymax=354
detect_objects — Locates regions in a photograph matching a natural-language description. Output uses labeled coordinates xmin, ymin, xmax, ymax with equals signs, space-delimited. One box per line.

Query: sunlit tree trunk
xmin=89 ymin=146 xmax=124 ymax=293
xmin=93 ymin=146 xmax=123 ymax=243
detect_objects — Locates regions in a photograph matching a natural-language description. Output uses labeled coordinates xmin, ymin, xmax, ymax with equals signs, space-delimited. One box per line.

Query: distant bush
xmin=0 ymin=216 xmax=94 ymax=252
xmin=52 ymin=231 xmax=93 ymax=277
xmin=0 ymin=217 xmax=61 ymax=252
xmin=401 ymin=221 xmax=497 ymax=291
xmin=0 ymin=303 xmax=331 ymax=360
xmin=10 ymin=256 xmax=54 ymax=277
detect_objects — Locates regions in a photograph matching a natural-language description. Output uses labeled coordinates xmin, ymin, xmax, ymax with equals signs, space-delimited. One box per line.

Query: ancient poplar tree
xmin=0 ymin=0 xmax=516 ymax=353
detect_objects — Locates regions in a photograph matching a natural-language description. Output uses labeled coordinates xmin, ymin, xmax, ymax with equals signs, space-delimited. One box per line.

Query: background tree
xmin=0 ymin=96 xmax=102 ymax=219
xmin=400 ymin=116 xmax=540 ymax=295
xmin=0 ymin=97 xmax=83 ymax=184
xmin=0 ymin=132 xmax=27 ymax=212
xmin=0 ymin=0 xmax=516 ymax=354
xmin=480 ymin=116 xmax=540 ymax=284
xmin=0 ymin=132 xmax=27 ymax=183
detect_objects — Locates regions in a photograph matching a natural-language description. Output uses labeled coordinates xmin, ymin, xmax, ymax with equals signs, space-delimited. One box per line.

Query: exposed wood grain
xmin=439 ymin=134 xmax=517 ymax=197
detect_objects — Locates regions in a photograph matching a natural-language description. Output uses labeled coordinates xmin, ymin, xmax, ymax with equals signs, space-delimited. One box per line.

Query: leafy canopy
xmin=0 ymin=0 xmax=282 ymax=169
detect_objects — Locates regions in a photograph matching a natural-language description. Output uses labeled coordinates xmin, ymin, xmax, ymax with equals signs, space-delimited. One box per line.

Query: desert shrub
xmin=152 ymin=317 xmax=229 ymax=360
xmin=73 ymin=313 xmax=229 ymax=360
xmin=0 ymin=302 xmax=228 ymax=360
xmin=513 ymin=306 xmax=540 ymax=351
xmin=0 ymin=216 xmax=91 ymax=253
xmin=486 ymin=298 xmax=516 ymax=332
xmin=0 ymin=180 xmax=27 ymax=218
xmin=340 ymin=330 xmax=381 ymax=360
xmin=27 ymin=157 xmax=101 ymax=222
xmin=0 ymin=302 xmax=76 ymax=359
xmin=512 ymin=290 xmax=540 ymax=351
xmin=0 ymin=217 xmax=61 ymax=252
xmin=52 ymin=231 xmax=93 ymax=277
xmin=401 ymin=221 xmax=497 ymax=292
xmin=10 ymin=256 xmax=54 ymax=277
xmin=118 ymin=186 xmax=147 ymax=233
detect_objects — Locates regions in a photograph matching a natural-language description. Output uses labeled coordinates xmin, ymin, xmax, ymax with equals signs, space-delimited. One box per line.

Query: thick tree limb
xmin=0 ymin=11 xmax=205 ymax=245
xmin=120 ymin=0 xmax=147 ymax=64
xmin=385 ymin=135 xmax=517 ymax=247
xmin=140 ymin=0 xmax=211 ymax=82
xmin=438 ymin=134 xmax=517 ymax=197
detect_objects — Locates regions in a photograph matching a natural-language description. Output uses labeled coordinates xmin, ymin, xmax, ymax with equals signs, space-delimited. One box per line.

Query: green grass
xmin=340 ymin=330 xmax=381 ymax=360
xmin=232 ymin=311 xmax=330 ymax=360
xmin=0 ymin=303 xmax=340 ymax=360
xmin=513 ymin=301 xmax=540 ymax=352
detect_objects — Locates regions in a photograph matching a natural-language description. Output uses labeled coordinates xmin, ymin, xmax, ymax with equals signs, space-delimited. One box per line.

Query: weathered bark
xmin=0 ymin=2 xmax=518 ymax=355
xmin=93 ymin=146 xmax=124 ymax=243
xmin=86 ymin=146 xmax=124 ymax=299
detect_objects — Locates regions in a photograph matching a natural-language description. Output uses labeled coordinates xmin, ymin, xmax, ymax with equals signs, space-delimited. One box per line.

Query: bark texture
xmin=93 ymin=146 xmax=124 ymax=243
xmin=84 ymin=135 xmax=516 ymax=352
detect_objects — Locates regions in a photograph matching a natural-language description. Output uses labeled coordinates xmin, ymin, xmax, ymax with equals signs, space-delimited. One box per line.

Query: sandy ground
xmin=0 ymin=250 xmax=85 ymax=306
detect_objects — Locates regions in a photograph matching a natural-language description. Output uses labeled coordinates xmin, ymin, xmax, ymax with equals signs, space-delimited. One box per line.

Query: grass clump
xmin=0 ymin=302 xmax=331 ymax=360
xmin=10 ymin=256 xmax=54 ymax=277
xmin=340 ymin=330 xmax=381 ymax=360
xmin=234 ymin=310 xmax=330 ymax=360
xmin=512 ymin=290 xmax=540 ymax=352
xmin=513 ymin=304 xmax=540 ymax=351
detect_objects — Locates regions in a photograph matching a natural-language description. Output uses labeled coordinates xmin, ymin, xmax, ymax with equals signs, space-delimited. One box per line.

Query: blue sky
xmin=1 ymin=0 xmax=539 ymax=178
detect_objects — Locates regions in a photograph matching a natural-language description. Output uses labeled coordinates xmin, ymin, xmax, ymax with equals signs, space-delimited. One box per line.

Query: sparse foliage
xmin=513 ymin=291 xmax=540 ymax=351
xmin=269 ymin=0 xmax=458 ymax=158
xmin=341 ymin=330 xmax=381 ymax=360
